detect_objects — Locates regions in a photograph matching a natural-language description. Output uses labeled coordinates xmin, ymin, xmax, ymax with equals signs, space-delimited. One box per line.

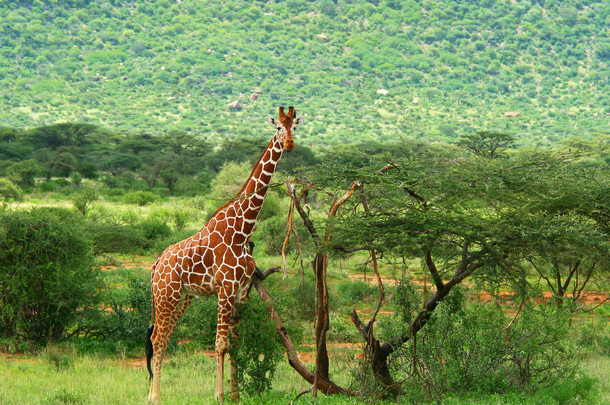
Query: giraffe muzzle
xmin=284 ymin=139 xmax=294 ymax=151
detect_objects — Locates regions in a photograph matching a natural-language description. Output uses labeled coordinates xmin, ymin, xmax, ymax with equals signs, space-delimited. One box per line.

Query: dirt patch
xmin=0 ymin=353 xmax=37 ymax=363
xmin=477 ymin=290 xmax=609 ymax=306
xmin=121 ymin=256 xmax=155 ymax=269
xmin=120 ymin=357 xmax=147 ymax=369
xmin=101 ymin=255 xmax=155 ymax=272
xmin=348 ymin=273 xmax=397 ymax=286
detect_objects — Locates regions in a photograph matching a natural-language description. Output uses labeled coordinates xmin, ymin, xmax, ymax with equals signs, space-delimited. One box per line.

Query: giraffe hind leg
xmin=148 ymin=294 xmax=193 ymax=404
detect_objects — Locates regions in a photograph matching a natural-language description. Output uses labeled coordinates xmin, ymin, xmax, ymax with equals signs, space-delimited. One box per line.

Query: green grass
xmin=0 ymin=351 xmax=363 ymax=405
xmin=581 ymin=356 xmax=610 ymax=405
xmin=1 ymin=351 xmax=607 ymax=404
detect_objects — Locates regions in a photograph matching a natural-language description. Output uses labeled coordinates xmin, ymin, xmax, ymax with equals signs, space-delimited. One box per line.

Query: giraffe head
xmin=268 ymin=106 xmax=302 ymax=152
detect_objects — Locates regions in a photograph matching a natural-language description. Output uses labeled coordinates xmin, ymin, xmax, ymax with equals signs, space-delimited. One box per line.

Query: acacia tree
xmin=514 ymin=163 xmax=610 ymax=309
xmin=316 ymin=145 xmax=609 ymax=394
xmin=457 ymin=131 xmax=515 ymax=159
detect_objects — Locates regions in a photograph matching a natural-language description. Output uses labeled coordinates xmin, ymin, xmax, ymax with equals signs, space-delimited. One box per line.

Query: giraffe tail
xmin=146 ymin=324 xmax=154 ymax=381
xmin=147 ymin=265 xmax=157 ymax=381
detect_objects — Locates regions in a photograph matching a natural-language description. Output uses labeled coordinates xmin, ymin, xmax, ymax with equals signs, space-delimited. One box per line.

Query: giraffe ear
xmin=268 ymin=117 xmax=277 ymax=127
xmin=294 ymin=117 xmax=304 ymax=126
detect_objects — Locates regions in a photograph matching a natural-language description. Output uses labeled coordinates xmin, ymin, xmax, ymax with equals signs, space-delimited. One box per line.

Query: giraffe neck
xmin=225 ymin=133 xmax=284 ymax=241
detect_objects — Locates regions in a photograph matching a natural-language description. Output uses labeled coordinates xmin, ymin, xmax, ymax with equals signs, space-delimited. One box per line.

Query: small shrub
xmin=94 ymin=275 xmax=152 ymax=351
xmin=123 ymin=190 xmax=157 ymax=206
xmin=45 ymin=345 xmax=76 ymax=371
xmin=337 ymin=279 xmax=378 ymax=306
xmin=209 ymin=161 xmax=250 ymax=203
xmin=137 ymin=217 xmax=172 ymax=241
xmin=71 ymin=188 xmax=98 ymax=215
xmin=378 ymin=288 xmax=582 ymax=400
xmin=0 ymin=177 xmax=22 ymax=202
xmin=327 ymin=312 xmax=359 ymax=343
xmin=171 ymin=208 xmax=191 ymax=231
xmin=534 ymin=375 xmax=598 ymax=404
xmin=84 ymin=222 xmax=148 ymax=255
xmin=229 ymin=297 xmax=283 ymax=396
xmin=257 ymin=216 xmax=286 ymax=255
xmin=176 ymin=295 xmax=218 ymax=348
xmin=258 ymin=191 xmax=283 ymax=221
xmin=39 ymin=180 xmax=58 ymax=192
xmin=70 ymin=172 xmax=82 ymax=187
xmin=46 ymin=387 xmax=88 ymax=405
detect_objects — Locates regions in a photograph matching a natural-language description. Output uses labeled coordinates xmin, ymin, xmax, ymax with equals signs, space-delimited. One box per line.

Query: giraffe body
xmin=147 ymin=107 xmax=301 ymax=403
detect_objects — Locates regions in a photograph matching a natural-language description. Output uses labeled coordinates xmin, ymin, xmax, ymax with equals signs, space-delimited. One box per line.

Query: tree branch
xmin=251 ymin=268 xmax=354 ymax=396
xmin=424 ymin=251 xmax=444 ymax=291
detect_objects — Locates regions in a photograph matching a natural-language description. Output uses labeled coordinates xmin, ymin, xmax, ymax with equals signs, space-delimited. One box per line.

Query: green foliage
xmin=4 ymin=159 xmax=41 ymax=187
xmin=209 ymin=161 xmax=250 ymax=203
xmin=84 ymin=222 xmax=148 ymax=255
xmin=257 ymin=216 xmax=286 ymax=256
xmin=0 ymin=177 xmax=22 ymax=202
xmin=94 ymin=274 xmax=152 ymax=352
xmin=136 ymin=216 xmax=172 ymax=241
xmin=383 ymin=295 xmax=584 ymax=400
xmin=44 ymin=346 xmax=76 ymax=371
xmin=258 ymin=192 xmax=283 ymax=221
xmin=71 ymin=188 xmax=98 ymax=215
xmin=229 ymin=297 xmax=284 ymax=396
xmin=46 ymin=387 xmax=88 ymax=405
xmin=123 ymin=190 xmax=157 ymax=206
xmin=175 ymin=295 xmax=218 ymax=348
xmin=0 ymin=208 xmax=101 ymax=345
xmin=457 ymin=131 xmax=516 ymax=158
xmin=336 ymin=279 xmax=378 ymax=306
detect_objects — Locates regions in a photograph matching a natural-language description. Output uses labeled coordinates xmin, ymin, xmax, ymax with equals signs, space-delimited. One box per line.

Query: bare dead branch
xmin=251 ymin=268 xmax=354 ymax=396
xmin=290 ymin=386 xmax=313 ymax=405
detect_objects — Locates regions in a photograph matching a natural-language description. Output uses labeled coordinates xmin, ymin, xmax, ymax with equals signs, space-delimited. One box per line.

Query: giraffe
xmin=146 ymin=106 xmax=302 ymax=403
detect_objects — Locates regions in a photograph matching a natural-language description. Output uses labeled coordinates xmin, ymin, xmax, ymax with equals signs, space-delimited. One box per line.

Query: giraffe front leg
xmin=230 ymin=356 xmax=240 ymax=402
xmin=215 ymin=291 xmax=236 ymax=402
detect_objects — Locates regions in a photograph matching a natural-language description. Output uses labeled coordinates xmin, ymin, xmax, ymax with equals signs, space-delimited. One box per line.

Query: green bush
xmin=94 ymin=274 xmax=152 ymax=352
xmin=137 ymin=217 xmax=172 ymax=241
xmin=257 ymin=216 xmax=286 ymax=255
xmin=71 ymin=188 xmax=98 ymax=215
xmin=258 ymin=192 xmax=283 ymax=221
xmin=0 ymin=177 xmax=22 ymax=202
xmin=84 ymin=222 xmax=149 ymax=255
xmin=0 ymin=208 xmax=101 ymax=346
xmin=123 ymin=190 xmax=157 ymax=206
xmin=381 ymin=293 xmax=584 ymax=399
xmin=337 ymin=279 xmax=378 ymax=306
xmin=229 ymin=296 xmax=283 ymax=396
xmin=176 ymin=295 xmax=218 ymax=348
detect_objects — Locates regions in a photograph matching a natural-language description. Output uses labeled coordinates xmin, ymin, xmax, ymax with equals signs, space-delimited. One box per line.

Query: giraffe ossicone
xmin=146 ymin=106 xmax=301 ymax=403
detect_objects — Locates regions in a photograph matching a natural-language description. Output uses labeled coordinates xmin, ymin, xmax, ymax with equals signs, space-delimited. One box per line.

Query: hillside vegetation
xmin=0 ymin=0 xmax=608 ymax=147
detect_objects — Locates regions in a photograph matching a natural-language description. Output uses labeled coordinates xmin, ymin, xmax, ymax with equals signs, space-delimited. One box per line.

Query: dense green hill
xmin=0 ymin=0 xmax=608 ymax=147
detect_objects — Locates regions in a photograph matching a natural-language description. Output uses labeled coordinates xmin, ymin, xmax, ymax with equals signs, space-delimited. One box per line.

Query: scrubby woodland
xmin=0 ymin=1 xmax=609 ymax=404
xmin=0 ymin=0 xmax=608 ymax=146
